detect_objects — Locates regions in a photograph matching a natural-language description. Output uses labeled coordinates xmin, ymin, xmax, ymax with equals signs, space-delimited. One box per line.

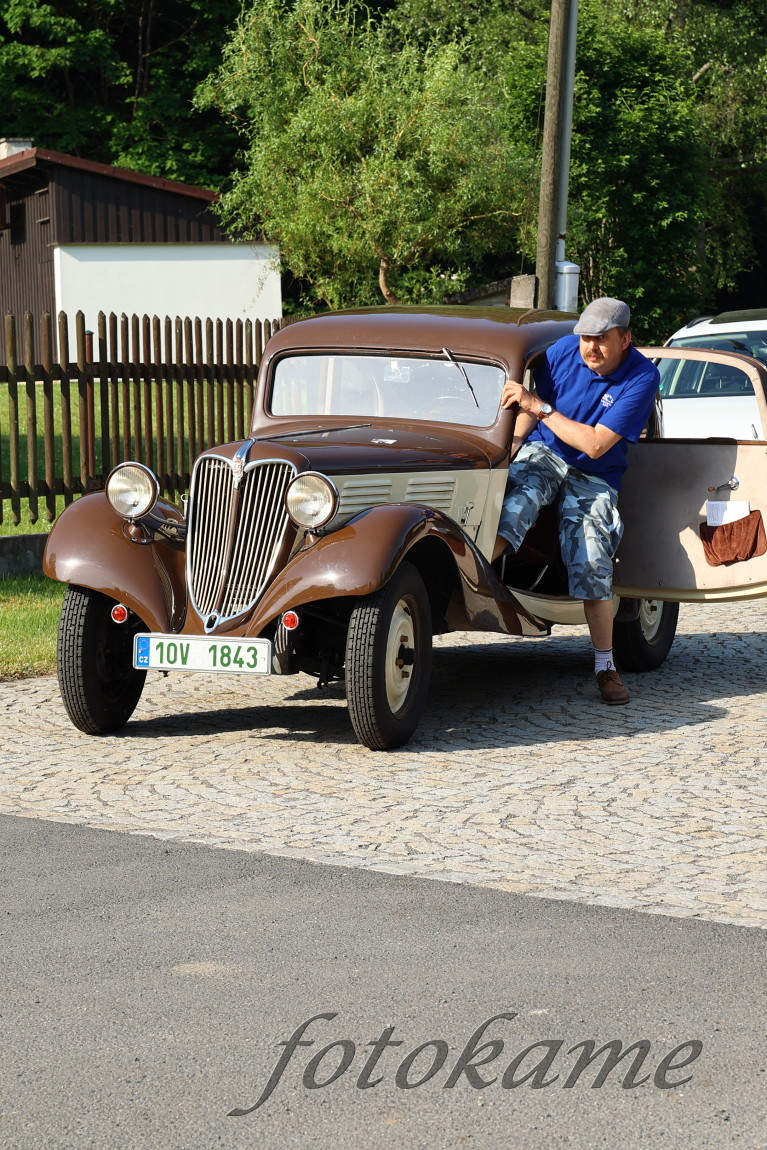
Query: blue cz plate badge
xmin=134 ymin=634 xmax=271 ymax=675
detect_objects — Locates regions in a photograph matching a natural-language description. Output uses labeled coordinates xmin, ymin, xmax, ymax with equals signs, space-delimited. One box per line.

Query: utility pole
xmin=535 ymin=0 xmax=579 ymax=310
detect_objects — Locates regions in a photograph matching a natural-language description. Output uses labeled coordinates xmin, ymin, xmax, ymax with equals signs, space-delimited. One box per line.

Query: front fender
xmin=245 ymin=504 xmax=542 ymax=638
xmin=43 ymin=493 xmax=185 ymax=633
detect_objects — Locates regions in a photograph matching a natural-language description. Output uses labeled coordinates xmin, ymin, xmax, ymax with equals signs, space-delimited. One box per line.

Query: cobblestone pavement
xmin=3 ymin=601 xmax=767 ymax=930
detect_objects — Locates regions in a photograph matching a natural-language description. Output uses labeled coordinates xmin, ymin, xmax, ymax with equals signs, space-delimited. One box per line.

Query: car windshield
xmin=270 ymin=353 xmax=506 ymax=427
xmin=669 ymin=331 xmax=767 ymax=362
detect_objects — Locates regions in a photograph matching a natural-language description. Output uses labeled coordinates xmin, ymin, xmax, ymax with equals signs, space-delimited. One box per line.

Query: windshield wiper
xmin=442 ymin=347 xmax=479 ymax=408
xmin=255 ymin=423 xmax=372 ymax=441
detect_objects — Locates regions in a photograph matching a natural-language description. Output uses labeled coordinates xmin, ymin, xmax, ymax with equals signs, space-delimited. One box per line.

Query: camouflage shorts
xmin=497 ymin=441 xmax=623 ymax=601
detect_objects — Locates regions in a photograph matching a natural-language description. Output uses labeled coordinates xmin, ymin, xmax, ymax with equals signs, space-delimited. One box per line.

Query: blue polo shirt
xmin=528 ymin=334 xmax=659 ymax=491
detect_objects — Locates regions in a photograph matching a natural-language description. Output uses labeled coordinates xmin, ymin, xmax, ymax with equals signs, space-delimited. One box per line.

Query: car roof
xmin=669 ymin=308 xmax=767 ymax=340
xmin=266 ymin=305 xmax=577 ymax=365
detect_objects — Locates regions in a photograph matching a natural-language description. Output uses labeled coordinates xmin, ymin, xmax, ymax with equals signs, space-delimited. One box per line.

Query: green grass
xmin=0 ymin=572 xmax=64 ymax=679
xmin=0 ymin=495 xmax=70 ymax=534
xmin=1 ymin=375 xmax=83 ymax=470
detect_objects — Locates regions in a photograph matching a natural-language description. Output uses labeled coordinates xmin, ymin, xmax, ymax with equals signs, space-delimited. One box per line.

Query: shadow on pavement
xmin=114 ymin=627 xmax=743 ymax=750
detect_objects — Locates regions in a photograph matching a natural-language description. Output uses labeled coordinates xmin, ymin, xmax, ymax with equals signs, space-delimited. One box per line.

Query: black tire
xmin=272 ymin=622 xmax=295 ymax=675
xmin=345 ymin=562 xmax=432 ymax=751
xmin=57 ymin=585 xmax=147 ymax=734
xmin=613 ymin=599 xmax=679 ymax=672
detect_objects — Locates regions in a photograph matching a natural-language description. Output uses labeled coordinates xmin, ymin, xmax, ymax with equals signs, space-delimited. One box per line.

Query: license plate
xmin=134 ymin=634 xmax=271 ymax=675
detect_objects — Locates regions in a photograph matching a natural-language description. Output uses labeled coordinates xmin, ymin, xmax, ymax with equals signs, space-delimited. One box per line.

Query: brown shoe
xmin=596 ymin=669 xmax=630 ymax=705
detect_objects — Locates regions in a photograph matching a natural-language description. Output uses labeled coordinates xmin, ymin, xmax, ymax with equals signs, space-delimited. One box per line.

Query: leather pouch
xmin=699 ymin=509 xmax=767 ymax=566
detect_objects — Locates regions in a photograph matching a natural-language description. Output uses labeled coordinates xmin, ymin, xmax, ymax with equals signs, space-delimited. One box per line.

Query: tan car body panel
xmin=329 ymin=468 xmax=491 ymax=540
xmin=616 ymin=440 xmax=767 ymax=601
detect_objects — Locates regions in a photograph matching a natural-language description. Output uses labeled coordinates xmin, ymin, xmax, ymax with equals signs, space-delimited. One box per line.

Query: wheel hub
xmin=638 ymin=599 xmax=663 ymax=641
xmin=385 ymin=600 xmax=416 ymax=712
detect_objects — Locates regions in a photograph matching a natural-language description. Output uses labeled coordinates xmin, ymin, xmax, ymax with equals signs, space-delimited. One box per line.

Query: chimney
xmin=0 ymin=138 xmax=34 ymax=160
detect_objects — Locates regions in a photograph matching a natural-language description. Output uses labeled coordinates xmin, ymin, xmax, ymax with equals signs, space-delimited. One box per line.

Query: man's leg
xmin=494 ymin=443 xmax=568 ymax=561
xmin=559 ymin=473 xmax=629 ymax=704
xmin=583 ymin=598 xmax=614 ymax=650
xmin=582 ymin=597 xmax=622 ymax=693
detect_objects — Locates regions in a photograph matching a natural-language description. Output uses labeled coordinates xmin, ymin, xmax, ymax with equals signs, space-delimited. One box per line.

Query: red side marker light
xmin=281 ymin=610 xmax=300 ymax=631
xmin=111 ymin=604 xmax=129 ymax=624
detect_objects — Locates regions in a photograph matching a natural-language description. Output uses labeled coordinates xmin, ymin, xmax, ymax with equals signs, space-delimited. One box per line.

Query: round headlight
xmin=106 ymin=462 xmax=160 ymax=520
xmin=285 ymin=472 xmax=338 ymax=529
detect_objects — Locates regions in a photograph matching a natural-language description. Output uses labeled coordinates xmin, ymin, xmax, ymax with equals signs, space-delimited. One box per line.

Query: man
xmin=494 ymin=296 xmax=660 ymax=705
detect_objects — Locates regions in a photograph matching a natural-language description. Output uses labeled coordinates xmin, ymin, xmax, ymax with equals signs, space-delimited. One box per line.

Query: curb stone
xmin=0 ymin=533 xmax=47 ymax=577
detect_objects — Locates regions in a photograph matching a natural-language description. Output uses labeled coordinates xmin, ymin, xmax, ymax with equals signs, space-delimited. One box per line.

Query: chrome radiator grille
xmin=187 ymin=454 xmax=296 ymax=629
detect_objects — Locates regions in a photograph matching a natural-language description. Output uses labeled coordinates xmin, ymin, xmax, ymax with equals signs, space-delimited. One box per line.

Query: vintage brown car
xmin=43 ymin=306 xmax=767 ymax=749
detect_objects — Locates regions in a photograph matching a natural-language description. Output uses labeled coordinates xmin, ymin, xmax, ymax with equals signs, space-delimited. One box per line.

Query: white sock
xmin=594 ymin=648 xmax=615 ymax=674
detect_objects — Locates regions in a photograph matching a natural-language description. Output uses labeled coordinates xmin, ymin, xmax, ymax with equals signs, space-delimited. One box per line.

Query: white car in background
xmin=661 ymin=309 xmax=767 ymax=439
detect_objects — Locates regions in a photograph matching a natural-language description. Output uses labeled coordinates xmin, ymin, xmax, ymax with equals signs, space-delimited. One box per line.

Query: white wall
xmin=53 ymin=242 xmax=282 ymax=355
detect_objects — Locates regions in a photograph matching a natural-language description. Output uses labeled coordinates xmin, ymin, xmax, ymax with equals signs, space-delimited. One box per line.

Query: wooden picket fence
xmin=0 ymin=308 xmax=283 ymax=526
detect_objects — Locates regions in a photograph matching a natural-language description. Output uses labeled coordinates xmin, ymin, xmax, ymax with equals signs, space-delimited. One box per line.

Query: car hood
xmin=201 ymin=425 xmax=496 ymax=473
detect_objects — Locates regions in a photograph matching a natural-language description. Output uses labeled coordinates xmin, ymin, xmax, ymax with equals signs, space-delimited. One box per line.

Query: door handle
xmin=707 ymin=476 xmax=740 ymax=492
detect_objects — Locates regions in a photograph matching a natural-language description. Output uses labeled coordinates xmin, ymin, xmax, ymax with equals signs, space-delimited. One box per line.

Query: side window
xmin=698 ymin=363 xmax=755 ymax=397
xmin=658 ymin=359 xmax=755 ymax=400
xmin=657 ymin=357 xmax=762 ymax=440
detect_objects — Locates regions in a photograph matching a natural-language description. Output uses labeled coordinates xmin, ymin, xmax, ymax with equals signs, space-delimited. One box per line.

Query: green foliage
xmin=502 ymin=3 xmax=711 ymax=339
xmin=2 ymin=0 xmax=766 ymax=332
xmin=568 ymin=4 xmax=707 ymax=338
xmin=198 ymin=0 xmax=529 ymax=308
xmin=616 ymin=0 xmax=767 ymax=308
xmin=385 ymin=0 xmax=548 ymax=73
xmin=0 ymin=0 xmax=241 ymax=186
xmin=199 ymin=0 xmax=745 ymax=334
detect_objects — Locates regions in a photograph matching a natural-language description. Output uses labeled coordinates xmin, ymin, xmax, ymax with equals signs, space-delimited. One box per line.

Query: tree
xmin=2 ymin=0 xmax=765 ymax=324
xmin=197 ymin=0 xmax=529 ymax=309
xmin=569 ymin=7 xmax=707 ymax=338
xmin=659 ymin=0 xmax=767 ymax=305
xmin=0 ymin=0 xmax=240 ymax=186
xmin=584 ymin=0 xmax=767 ymax=316
xmin=502 ymin=2 xmax=708 ymax=339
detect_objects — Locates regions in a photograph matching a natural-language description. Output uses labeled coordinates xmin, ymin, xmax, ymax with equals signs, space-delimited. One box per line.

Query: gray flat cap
xmin=573 ymin=297 xmax=631 ymax=335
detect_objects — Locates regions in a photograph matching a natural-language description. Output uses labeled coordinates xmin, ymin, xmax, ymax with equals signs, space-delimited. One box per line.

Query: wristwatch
xmin=537 ymin=402 xmax=553 ymax=419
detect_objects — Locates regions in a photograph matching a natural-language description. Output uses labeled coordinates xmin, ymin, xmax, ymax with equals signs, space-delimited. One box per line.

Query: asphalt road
xmin=1 ymin=813 xmax=766 ymax=1150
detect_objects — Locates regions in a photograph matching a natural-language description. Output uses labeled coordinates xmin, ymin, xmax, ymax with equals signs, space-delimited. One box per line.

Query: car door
xmin=614 ymin=347 xmax=767 ymax=602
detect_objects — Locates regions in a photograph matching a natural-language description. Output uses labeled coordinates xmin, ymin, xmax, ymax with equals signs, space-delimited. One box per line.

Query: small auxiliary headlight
xmin=106 ymin=462 xmax=160 ymax=520
xmin=285 ymin=472 xmax=338 ymax=529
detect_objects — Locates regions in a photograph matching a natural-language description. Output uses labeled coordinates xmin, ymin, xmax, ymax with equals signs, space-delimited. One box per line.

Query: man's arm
xmin=510 ymin=407 xmax=538 ymax=455
xmin=501 ymin=379 xmax=621 ymax=460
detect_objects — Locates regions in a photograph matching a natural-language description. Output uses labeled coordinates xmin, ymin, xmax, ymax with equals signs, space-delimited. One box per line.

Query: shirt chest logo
xmin=601 ymin=392 xmax=615 ymax=408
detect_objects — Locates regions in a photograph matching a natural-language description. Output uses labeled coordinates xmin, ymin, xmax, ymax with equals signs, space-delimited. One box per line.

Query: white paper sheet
xmin=706 ymin=500 xmax=751 ymax=527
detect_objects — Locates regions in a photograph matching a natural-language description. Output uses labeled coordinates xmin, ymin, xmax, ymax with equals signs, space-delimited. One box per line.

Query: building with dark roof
xmin=0 ymin=139 xmax=280 ymax=352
